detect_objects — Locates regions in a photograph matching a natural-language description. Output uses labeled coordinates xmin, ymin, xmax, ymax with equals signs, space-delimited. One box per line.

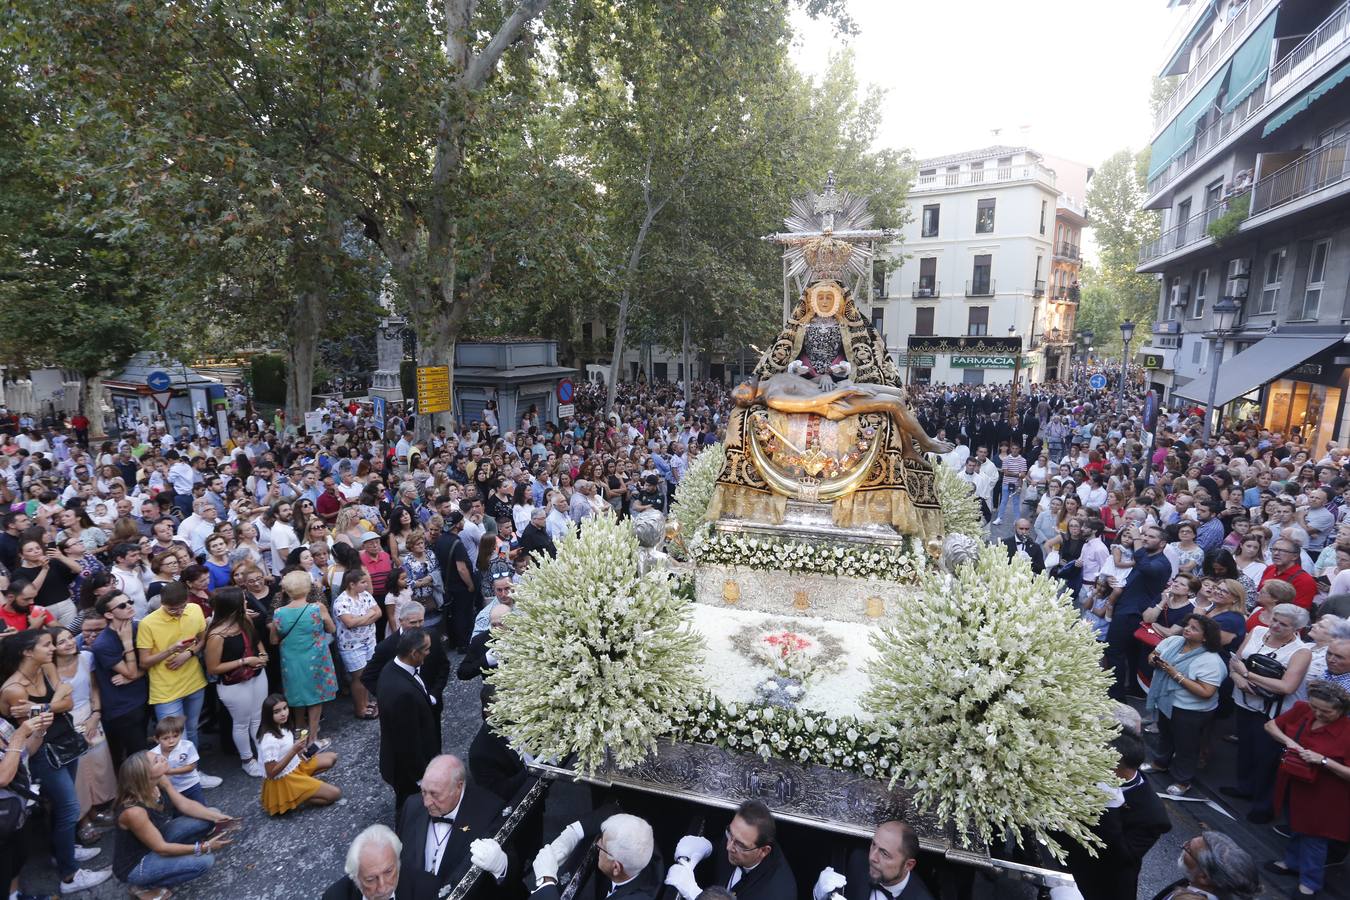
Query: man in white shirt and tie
xmin=395 ymin=755 xmax=511 ymax=899
xmin=529 ymin=811 xmax=659 ymax=899
xmin=812 ymin=820 xmax=934 ymax=900
xmin=664 ymin=800 xmax=795 ymax=900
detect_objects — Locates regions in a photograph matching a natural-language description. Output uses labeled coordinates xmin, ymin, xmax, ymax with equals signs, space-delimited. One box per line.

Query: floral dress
xmin=273 ymin=603 xmax=338 ymax=708
xmin=402 ymin=551 xmax=441 ymax=612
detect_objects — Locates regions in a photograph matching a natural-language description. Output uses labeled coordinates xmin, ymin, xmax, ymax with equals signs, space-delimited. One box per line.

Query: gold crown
xmin=802 ymin=237 xmax=855 ymax=282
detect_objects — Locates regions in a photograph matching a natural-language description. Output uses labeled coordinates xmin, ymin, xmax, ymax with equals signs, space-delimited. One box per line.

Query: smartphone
xmin=28 ymin=703 xmax=50 ymax=719
xmin=302 ymin=743 xmax=319 ymax=759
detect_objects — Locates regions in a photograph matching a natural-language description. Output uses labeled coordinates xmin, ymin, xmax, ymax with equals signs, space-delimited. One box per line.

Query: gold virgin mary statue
xmin=708 ymin=176 xmax=948 ymax=538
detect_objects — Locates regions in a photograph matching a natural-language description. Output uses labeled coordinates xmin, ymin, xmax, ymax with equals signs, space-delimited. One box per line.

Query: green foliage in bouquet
xmin=669 ymin=442 xmax=726 ymax=559
xmin=929 ymin=453 xmax=985 ymax=540
xmin=863 ymin=544 xmax=1118 ymax=859
xmin=486 ymin=514 xmax=705 ymax=775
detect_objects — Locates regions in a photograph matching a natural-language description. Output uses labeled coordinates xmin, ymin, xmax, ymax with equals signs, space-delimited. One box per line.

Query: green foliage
xmin=1081 ymin=148 xmax=1161 ymax=352
xmin=249 ymin=355 xmax=287 ymax=406
xmin=486 ymin=514 xmax=705 ymax=775
xmin=1205 ymin=193 xmax=1249 ymax=245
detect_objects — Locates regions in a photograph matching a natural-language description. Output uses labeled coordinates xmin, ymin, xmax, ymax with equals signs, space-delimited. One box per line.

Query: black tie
xmin=430 ymin=815 xmax=455 ymax=826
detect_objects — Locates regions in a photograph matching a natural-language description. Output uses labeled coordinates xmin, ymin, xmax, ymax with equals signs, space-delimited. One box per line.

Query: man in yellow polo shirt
xmin=135 ymin=582 xmax=221 ymax=787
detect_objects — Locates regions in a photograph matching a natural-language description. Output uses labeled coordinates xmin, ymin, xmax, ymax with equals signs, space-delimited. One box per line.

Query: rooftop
xmin=918 ymin=145 xmax=1038 ymax=169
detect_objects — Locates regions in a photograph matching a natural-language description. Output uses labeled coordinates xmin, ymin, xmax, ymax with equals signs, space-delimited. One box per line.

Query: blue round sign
xmin=557 ymin=378 xmax=574 ymax=403
xmin=146 ymin=370 xmax=172 ymax=392
xmin=1088 ymin=374 xmax=1108 ymax=391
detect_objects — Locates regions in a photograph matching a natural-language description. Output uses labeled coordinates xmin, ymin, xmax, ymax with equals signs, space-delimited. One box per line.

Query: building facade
xmin=1138 ymin=0 xmax=1350 ymax=446
xmin=876 ymin=146 xmax=1085 ymax=386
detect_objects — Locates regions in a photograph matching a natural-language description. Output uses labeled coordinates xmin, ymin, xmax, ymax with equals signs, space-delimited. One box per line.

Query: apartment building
xmin=1137 ymin=0 xmax=1350 ymax=446
xmin=875 ymin=146 xmax=1086 ymax=386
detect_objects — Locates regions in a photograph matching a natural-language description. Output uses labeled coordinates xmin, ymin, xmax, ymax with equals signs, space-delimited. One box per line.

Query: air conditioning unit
xmin=1169 ymin=284 xmax=1190 ymax=307
xmin=1226 ymin=258 xmax=1251 ymax=298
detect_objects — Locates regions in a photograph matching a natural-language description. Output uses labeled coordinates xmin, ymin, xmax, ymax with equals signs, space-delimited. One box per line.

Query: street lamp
xmin=1007 ymin=324 xmax=1023 ymax=425
xmin=1116 ymin=319 xmax=1135 ymax=414
xmin=1077 ymin=329 xmax=1094 ymax=385
xmin=1202 ymin=296 xmax=1242 ymax=441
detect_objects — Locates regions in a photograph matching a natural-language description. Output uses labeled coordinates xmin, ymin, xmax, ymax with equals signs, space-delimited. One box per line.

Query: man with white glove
xmin=531 ymin=810 xmax=660 ymax=899
xmin=813 ymin=820 xmax=933 ymax=900
xmin=664 ymin=800 xmax=796 ymax=900
xmin=395 ymin=754 xmax=513 ymax=898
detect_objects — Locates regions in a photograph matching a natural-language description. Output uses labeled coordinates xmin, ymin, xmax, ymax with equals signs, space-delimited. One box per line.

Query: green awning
xmin=1162 ymin=0 xmax=1219 ymax=77
xmin=1262 ymin=59 xmax=1350 ymax=137
xmin=1223 ymin=11 xmax=1278 ymax=112
xmin=1149 ymin=61 xmax=1232 ymax=179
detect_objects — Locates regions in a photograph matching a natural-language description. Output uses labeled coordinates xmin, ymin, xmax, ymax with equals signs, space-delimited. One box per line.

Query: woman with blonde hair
xmin=1205 ymin=579 xmax=1249 ymax=655
xmin=332 ymin=506 xmax=366 ymax=548
xmin=112 ymin=750 xmax=234 ymax=898
xmin=268 ymin=571 xmax=337 ymax=745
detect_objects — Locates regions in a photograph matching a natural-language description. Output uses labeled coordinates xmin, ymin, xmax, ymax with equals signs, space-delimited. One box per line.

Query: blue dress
xmin=274 ymin=604 xmax=337 ymax=707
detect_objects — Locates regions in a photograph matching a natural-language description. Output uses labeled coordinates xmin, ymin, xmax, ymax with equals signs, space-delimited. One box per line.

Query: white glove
xmin=786 ymin=360 xmax=807 ymax=376
xmin=813 ymin=866 xmax=848 ymax=900
xmin=829 ymin=361 xmax=852 ymax=378
xmin=664 ymin=862 xmax=702 ymax=900
xmin=673 ymin=834 xmax=713 ymax=866
xmin=531 ymin=845 xmax=558 ymax=884
xmin=469 ymin=838 xmax=508 ymax=880
xmin=546 ymin=820 xmax=584 ymax=862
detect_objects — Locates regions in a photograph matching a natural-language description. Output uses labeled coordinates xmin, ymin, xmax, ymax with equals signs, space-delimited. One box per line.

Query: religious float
xmin=475 ymin=179 xmax=1118 ymax=897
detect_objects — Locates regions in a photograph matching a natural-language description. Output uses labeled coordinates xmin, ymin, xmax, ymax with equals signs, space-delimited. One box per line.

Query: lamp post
xmin=1076 ymin=329 xmax=1094 ymax=386
xmin=1202 ymin=296 xmax=1242 ymax=442
xmin=1116 ymin=319 xmax=1135 ymax=414
xmin=1007 ymin=324 xmax=1023 ymax=425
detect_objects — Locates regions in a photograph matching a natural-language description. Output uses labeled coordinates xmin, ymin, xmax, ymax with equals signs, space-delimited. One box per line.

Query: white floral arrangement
xmin=690 ymin=529 xmax=920 ymax=583
xmin=863 ymin=543 xmax=1118 ymax=859
xmin=669 ymin=442 xmax=726 ymax=559
xmin=671 ymin=695 xmax=901 ymax=779
xmin=929 ymin=453 xmax=985 ymax=540
xmin=486 ymin=513 xmax=706 ymax=775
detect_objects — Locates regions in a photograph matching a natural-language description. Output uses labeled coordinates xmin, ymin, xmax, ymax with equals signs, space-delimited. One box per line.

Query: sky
xmin=790 ymin=0 xmax=1191 ymax=171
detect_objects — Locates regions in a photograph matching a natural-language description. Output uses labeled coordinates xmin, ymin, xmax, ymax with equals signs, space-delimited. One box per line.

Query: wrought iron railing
xmin=1153 ymin=0 xmax=1278 ymax=131
xmin=965 ymin=279 xmax=995 ymax=297
xmin=1138 ymin=189 xmax=1251 ymax=265
xmin=1250 ymin=134 xmax=1350 ymax=214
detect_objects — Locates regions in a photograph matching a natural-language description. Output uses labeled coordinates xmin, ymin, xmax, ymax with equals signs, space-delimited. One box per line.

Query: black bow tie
xmin=430 ymin=815 xmax=455 ymax=826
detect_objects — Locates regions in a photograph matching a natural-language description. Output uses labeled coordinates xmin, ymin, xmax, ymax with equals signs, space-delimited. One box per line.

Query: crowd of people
xmin=0 ymin=366 xmax=1345 ymax=900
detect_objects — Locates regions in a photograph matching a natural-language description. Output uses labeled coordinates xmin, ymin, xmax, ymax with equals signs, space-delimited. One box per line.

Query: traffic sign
xmin=1088 ymin=373 xmax=1108 ymax=390
xmin=557 ymin=378 xmax=574 ymax=404
xmin=146 ymin=370 xmax=171 ymax=392
xmin=371 ymin=396 xmax=386 ymax=431
xmin=150 ymin=391 xmax=173 ymax=410
xmin=557 ymin=403 xmax=575 ymax=419
xmin=415 ymin=366 xmax=452 ymax=415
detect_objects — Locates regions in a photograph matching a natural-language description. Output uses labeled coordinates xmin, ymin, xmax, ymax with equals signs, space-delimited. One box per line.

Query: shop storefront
xmin=1262 ymin=356 xmax=1347 ymax=449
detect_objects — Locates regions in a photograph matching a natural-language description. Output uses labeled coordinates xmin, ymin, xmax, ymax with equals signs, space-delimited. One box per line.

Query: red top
xmin=1259 ymin=563 xmax=1317 ymax=610
xmin=315 ymin=490 xmax=341 ymax=524
xmin=0 ymin=604 xmax=55 ymax=632
xmin=1272 ymin=702 xmax=1350 ymax=841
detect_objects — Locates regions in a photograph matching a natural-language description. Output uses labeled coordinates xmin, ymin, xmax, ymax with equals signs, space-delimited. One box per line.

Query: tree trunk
xmin=413 ymin=302 xmax=457 ymax=440
xmin=605 ymin=193 xmax=664 ymax=419
xmin=682 ymin=313 xmax=691 ymax=407
xmin=284 ymin=291 xmax=321 ymax=430
xmin=82 ymin=375 xmax=106 ymax=440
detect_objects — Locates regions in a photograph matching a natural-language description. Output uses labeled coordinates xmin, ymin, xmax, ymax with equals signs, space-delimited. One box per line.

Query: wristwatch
xmin=1320 ymin=756 xmax=1329 ymax=766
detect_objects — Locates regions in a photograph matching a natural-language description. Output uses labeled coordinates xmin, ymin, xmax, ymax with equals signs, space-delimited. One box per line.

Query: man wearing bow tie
xmin=664 ymin=800 xmax=795 ymax=900
xmin=529 ymin=809 xmax=661 ymax=900
xmin=378 ymin=628 xmax=443 ymax=816
xmin=395 ymin=755 xmax=511 ymax=900
xmin=812 ymin=820 xmax=933 ymax=900
xmin=1002 ymin=518 xmax=1045 ymax=575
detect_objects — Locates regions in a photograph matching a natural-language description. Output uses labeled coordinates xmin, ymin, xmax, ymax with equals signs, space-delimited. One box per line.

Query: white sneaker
xmin=73 ymin=845 xmax=102 ymax=862
xmin=199 ymin=773 xmax=223 ymax=789
xmin=242 ymin=758 xmax=264 ymax=777
xmin=992 ymin=518 xmax=1002 ymax=526
xmin=61 ymin=868 xmax=112 ymax=894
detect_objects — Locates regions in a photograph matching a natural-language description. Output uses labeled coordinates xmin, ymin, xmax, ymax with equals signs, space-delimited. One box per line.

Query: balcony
xmin=1145 ymin=81 xmax=1267 ymax=198
xmin=1250 ymin=133 xmax=1350 ymax=215
xmin=1152 ymin=0 xmax=1278 ymax=132
xmin=912 ymin=164 xmax=1056 ymax=193
xmin=1054 ymin=241 xmax=1081 ymax=261
xmin=1034 ymin=279 xmax=1046 ymax=298
xmin=1138 ymin=189 xmax=1250 ymax=266
xmin=965 ymin=279 xmax=995 ymax=298
xmin=1052 ymin=285 xmax=1081 ymax=304
xmin=1269 ymin=0 xmax=1350 ymax=97
xmin=911 ymin=281 xmax=940 ymax=299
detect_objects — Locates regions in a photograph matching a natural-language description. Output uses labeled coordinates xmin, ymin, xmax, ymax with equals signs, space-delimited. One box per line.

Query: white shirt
xmin=168 ymin=461 xmax=196 ymax=495
xmin=545 ymin=508 xmax=572 ymax=542
xmin=392 ymin=657 xmax=434 ymax=706
xmin=112 ymin=565 xmax=150 ymax=618
xmin=423 ymin=793 xmax=464 ymax=874
xmin=727 ymin=860 xmax=760 ymax=890
xmin=873 ymin=873 xmax=910 ymax=899
xmin=270 ymin=519 xmax=299 ymax=573
xmin=259 ymin=730 xmax=301 ymax=779
xmin=177 ymin=514 xmax=215 ymax=557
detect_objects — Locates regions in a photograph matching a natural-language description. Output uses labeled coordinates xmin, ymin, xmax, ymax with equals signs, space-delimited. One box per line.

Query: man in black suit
xmin=1060 ymin=731 xmax=1172 ymax=900
xmin=323 ymin=824 xmax=403 ymax=900
xmin=530 ymin=809 xmax=661 ymax=899
xmin=364 ymin=603 xmax=449 ymax=706
xmin=812 ymin=820 xmax=933 ymax=900
xmin=395 ymin=755 xmax=511 ymax=900
xmin=516 ymin=507 xmax=556 ymax=561
xmin=377 ymin=627 xmax=442 ymax=815
xmin=664 ymin=800 xmax=795 ymax=900
xmin=1002 ymin=518 xmax=1046 ymax=575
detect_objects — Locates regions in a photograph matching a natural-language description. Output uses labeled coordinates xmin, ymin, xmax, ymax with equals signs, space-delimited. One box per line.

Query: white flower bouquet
xmin=669 ymin=442 xmax=726 ymax=559
xmin=691 ymin=530 xmax=920 ymax=583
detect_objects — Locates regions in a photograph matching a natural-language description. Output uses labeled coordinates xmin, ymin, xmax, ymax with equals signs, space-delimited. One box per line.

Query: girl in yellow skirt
xmin=256 ymin=693 xmax=342 ymax=815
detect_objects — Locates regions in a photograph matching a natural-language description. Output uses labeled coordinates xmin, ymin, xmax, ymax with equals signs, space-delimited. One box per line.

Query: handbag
xmin=1279 ymin=719 xmax=1318 ymax=783
xmin=39 ymin=714 xmax=90 ymax=770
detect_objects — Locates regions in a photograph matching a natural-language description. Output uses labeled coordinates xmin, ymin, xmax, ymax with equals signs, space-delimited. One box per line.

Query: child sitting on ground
xmin=256 ymin=692 xmax=342 ymax=816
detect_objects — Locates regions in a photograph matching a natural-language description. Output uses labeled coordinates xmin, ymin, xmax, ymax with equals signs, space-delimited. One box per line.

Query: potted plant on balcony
xmin=1206 ymin=193 xmax=1250 ymax=246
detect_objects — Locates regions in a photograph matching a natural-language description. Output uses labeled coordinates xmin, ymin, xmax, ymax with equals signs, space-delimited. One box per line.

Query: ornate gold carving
xmin=793 ymin=589 xmax=810 ymax=612
xmin=865 ymin=596 xmax=885 ymax=619
xmin=722 ymin=579 xmax=741 ymax=604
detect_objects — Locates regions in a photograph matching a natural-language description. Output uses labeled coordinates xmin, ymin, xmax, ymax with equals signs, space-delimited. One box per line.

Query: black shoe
xmin=1220 ymin=786 xmax=1253 ymax=800
xmin=1265 ymin=861 xmax=1296 ymax=878
xmin=1247 ymin=809 xmax=1274 ymax=824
